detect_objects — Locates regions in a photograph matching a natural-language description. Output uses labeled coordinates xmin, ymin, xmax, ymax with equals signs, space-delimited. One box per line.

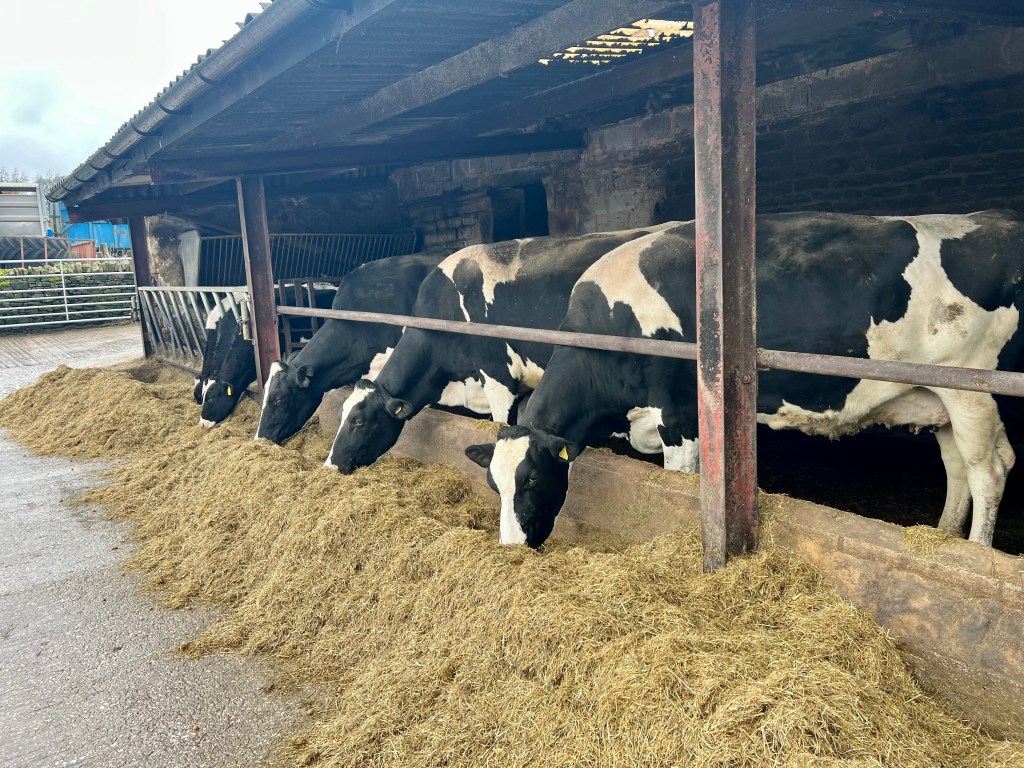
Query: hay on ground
xmin=2 ymin=363 xmax=1023 ymax=768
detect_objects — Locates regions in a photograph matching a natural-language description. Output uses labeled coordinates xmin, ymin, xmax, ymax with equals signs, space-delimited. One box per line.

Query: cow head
xmin=199 ymin=379 xmax=245 ymax=428
xmin=255 ymin=360 xmax=320 ymax=444
xmin=465 ymin=424 xmax=578 ymax=548
xmin=325 ymin=379 xmax=412 ymax=474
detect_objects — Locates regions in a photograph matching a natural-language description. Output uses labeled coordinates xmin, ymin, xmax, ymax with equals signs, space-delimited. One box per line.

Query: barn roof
xmin=50 ymin=0 xmax=1024 ymax=220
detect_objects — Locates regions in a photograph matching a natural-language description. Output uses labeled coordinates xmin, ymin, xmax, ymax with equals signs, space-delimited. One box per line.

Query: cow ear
xmin=544 ymin=435 xmax=578 ymax=463
xmin=465 ymin=443 xmax=495 ymax=468
xmin=386 ymin=397 xmax=414 ymax=420
xmin=296 ymin=365 xmax=315 ymax=388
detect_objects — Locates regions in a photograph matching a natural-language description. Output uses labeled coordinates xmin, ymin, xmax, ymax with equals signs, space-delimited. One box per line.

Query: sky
xmin=1 ymin=0 xmax=262 ymax=180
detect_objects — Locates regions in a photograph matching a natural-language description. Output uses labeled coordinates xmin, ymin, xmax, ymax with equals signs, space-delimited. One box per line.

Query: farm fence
xmin=0 ymin=256 xmax=136 ymax=331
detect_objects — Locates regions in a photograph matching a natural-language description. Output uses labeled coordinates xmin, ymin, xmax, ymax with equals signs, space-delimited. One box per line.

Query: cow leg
xmin=662 ymin=438 xmax=700 ymax=474
xmin=937 ymin=392 xmax=1015 ymax=546
xmin=658 ymin=410 xmax=699 ymax=474
xmin=934 ymin=424 xmax=971 ymax=537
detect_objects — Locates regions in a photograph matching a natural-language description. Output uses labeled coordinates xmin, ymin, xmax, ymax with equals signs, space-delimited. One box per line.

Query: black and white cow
xmin=255 ymin=251 xmax=450 ymax=444
xmin=326 ymin=226 xmax=677 ymax=473
xmin=194 ymin=291 xmax=253 ymax=426
xmin=466 ymin=211 xmax=1024 ymax=548
xmin=196 ymin=284 xmax=336 ymax=428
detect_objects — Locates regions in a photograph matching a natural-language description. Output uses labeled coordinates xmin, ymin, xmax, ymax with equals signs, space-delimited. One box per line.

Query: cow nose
xmin=199 ymin=418 xmax=217 ymax=429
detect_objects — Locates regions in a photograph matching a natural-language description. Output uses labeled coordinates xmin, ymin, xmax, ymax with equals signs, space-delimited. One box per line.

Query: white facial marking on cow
xmin=759 ymin=213 xmax=1018 ymax=443
xmin=578 ymin=231 xmax=683 ymax=337
xmin=505 ymin=344 xmax=545 ymax=390
xmin=205 ymin=305 xmax=224 ymax=330
xmin=491 ymin=436 xmax=531 ymax=545
xmin=366 ymin=347 xmax=394 ymax=381
xmin=663 ymin=439 xmax=700 ymax=474
xmin=255 ymin=363 xmax=284 ymax=440
xmin=201 ymin=378 xmax=216 ymax=403
xmin=339 ymin=384 xmax=374 ymax=429
xmin=205 ymin=291 xmax=246 ymax=330
xmin=481 ymin=373 xmax=516 ymax=423
xmin=199 ymin=418 xmax=217 ymax=429
xmin=438 ymin=242 xmax=526 ymax=318
xmin=325 ymin=386 xmax=374 ymax=470
xmin=261 ymin=363 xmax=283 ymax=409
xmin=625 ymin=406 xmax=664 ymax=454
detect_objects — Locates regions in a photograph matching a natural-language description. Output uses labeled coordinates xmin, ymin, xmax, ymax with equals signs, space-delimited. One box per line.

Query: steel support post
xmin=693 ymin=0 xmax=758 ymax=572
xmin=236 ymin=175 xmax=280 ymax=388
xmin=128 ymin=216 xmax=155 ymax=357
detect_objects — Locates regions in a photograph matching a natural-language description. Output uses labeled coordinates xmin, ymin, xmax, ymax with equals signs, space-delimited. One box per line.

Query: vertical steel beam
xmin=128 ymin=216 xmax=155 ymax=358
xmin=236 ymin=175 xmax=280 ymax=388
xmin=693 ymin=0 xmax=758 ymax=572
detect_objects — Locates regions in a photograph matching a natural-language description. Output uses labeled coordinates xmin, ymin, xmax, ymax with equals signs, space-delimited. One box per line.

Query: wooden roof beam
xmin=416 ymin=6 xmax=876 ymax=142
xmin=148 ymin=131 xmax=585 ymax=184
xmin=268 ymin=0 xmax=681 ymax=151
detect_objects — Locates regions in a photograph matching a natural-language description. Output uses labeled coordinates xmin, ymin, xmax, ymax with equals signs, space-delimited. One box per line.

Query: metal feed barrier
xmin=0 ymin=256 xmax=136 ymax=331
xmin=136 ymin=286 xmax=250 ymax=373
xmin=136 ymin=279 xmax=331 ymax=374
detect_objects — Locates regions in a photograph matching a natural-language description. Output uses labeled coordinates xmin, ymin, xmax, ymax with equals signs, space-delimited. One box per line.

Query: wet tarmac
xmin=0 ymin=324 xmax=300 ymax=768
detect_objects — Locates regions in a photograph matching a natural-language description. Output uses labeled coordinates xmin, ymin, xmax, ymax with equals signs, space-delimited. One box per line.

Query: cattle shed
xmin=50 ymin=0 xmax=1024 ymax=738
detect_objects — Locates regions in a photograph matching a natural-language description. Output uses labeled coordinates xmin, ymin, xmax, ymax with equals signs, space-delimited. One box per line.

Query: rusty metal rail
xmin=278 ymin=305 xmax=1024 ymax=398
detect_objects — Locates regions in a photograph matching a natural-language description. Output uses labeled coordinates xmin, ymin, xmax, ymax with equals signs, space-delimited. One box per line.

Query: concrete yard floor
xmin=0 ymin=324 xmax=300 ymax=768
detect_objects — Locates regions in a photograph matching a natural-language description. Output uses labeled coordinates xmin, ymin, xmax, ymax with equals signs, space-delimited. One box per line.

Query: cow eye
xmin=523 ymin=475 xmax=539 ymax=490
xmin=351 ymin=418 xmax=365 ymax=429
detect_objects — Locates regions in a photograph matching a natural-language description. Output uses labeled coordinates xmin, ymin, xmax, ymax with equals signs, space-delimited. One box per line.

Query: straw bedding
xmin=2 ymin=363 xmax=1023 ymax=767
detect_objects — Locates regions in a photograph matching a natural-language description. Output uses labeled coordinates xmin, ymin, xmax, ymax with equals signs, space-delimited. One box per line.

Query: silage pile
xmin=2 ymin=364 xmax=1023 ymax=768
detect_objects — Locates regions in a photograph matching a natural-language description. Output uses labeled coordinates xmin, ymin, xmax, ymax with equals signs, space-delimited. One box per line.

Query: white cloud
xmin=1 ymin=0 xmax=260 ymax=178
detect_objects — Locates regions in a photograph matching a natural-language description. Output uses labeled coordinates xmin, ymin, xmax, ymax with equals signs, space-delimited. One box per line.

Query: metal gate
xmin=137 ymin=279 xmax=336 ymax=373
xmin=0 ymin=256 xmax=136 ymax=331
xmin=199 ymin=231 xmax=417 ymax=285
xmin=137 ymin=286 xmax=249 ymax=372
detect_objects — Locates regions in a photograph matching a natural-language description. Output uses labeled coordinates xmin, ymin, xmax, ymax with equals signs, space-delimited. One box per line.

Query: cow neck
xmin=292 ymin=319 xmax=390 ymax=395
xmin=373 ymin=329 xmax=444 ymax=416
xmin=523 ymin=357 xmax=630 ymax=452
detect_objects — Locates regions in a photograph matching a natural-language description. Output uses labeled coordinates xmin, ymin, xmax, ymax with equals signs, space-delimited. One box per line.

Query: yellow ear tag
xmin=395 ymin=405 xmax=403 ymax=415
xmin=559 ymin=446 xmax=569 ymax=461
xmin=227 ymin=385 xmax=233 ymax=397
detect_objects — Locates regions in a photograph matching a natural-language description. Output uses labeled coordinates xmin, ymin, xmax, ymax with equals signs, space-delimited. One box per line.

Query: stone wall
xmin=390 ymin=74 xmax=1024 ymax=244
xmin=391 ymin=151 xmax=579 ymax=247
xmin=0 ymin=262 xmax=135 ymax=328
xmin=582 ymin=75 xmax=1024 ymax=227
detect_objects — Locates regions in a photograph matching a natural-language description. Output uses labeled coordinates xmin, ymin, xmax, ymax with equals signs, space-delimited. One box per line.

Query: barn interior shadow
xmin=597 ymin=423 xmax=1024 ymax=557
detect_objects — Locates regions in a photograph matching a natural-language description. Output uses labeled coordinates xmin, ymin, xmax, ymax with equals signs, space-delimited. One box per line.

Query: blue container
xmin=62 ymin=221 xmax=132 ymax=250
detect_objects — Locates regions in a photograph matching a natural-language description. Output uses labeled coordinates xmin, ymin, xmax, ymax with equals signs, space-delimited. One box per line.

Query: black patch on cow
xmin=257 ymin=251 xmax=448 ymax=443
